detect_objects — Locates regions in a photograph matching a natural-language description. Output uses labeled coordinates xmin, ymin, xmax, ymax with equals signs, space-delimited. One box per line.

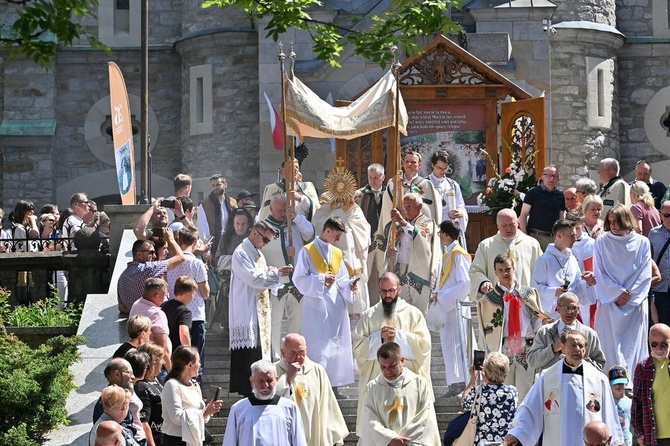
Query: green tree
xmin=201 ymin=0 xmax=462 ymax=68
xmin=1 ymin=0 xmax=106 ymax=66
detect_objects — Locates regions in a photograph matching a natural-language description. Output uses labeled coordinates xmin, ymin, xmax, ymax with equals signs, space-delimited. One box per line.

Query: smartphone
xmin=160 ymin=199 xmax=175 ymax=209
xmin=473 ymin=350 xmax=485 ymax=371
xmin=208 ymin=385 xmax=221 ymax=402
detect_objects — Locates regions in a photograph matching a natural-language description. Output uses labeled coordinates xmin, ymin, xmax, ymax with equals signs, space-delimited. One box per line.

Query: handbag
xmin=425 ymin=293 xmax=446 ymax=332
xmin=453 ymin=384 xmax=483 ymax=446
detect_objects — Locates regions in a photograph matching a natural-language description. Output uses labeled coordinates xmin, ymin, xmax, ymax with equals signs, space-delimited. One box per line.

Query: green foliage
xmin=0 ymin=288 xmax=82 ymax=327
xmin=1 ymin=0 xmax=108 ymax=67
xmin=202 ymin=0 xmax=462 ymax=68
xmin=0 ymin=332 xmax=85 ymax=443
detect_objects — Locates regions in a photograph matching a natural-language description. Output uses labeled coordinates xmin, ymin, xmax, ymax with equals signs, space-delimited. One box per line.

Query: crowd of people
xmin=12 ymin=153 xmax=670 ymax=445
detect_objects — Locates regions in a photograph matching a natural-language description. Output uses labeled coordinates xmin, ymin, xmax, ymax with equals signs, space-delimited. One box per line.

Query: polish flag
xmin=263 ymin=91 xmax=284 ymax=150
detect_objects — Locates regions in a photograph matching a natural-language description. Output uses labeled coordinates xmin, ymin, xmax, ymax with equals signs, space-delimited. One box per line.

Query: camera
xmin=473 ymin=350 xmax=485 ymax=371
xmin=160 ymin=199 xmax=175 ymax=209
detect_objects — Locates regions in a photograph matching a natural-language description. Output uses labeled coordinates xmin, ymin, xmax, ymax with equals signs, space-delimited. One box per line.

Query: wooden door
xmin=500 ymin=97 xmax=546 ymax=175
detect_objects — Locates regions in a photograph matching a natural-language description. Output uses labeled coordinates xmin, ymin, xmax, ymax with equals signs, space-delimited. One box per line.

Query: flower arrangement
xmin=476 ymin=143 xmax=538 ymax=215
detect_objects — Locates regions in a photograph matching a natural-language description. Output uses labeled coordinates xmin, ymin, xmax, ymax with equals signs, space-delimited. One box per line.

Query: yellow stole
xmin=438 ymin=244 xmax=470 ymax=289
xmin=305 ymin=241 xmax=343 ymax=276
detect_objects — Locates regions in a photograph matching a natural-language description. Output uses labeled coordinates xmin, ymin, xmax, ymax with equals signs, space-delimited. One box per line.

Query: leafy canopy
xmin=1 ymin=0 xmax=107 ymax=66
xmin=201 ymin=0 xmax=462 ymax=68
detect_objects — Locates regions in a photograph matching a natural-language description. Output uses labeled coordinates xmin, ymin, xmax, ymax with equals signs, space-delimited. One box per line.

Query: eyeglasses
xmin=661 ymin=213 xmax=670 ymax=218
xmin=379 ymin=288 xmax=398 ymax=295
xmin=651 ymin=341 xmax=669 ymax=348
xmin=543 ymin=173 xmax=558 ymax=178
xmin=560 ymin=305 xmax=580 ymax=312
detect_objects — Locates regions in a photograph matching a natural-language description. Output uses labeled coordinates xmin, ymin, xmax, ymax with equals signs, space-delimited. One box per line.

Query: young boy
xmin=609 ymin=365 xmax=632 ymax=446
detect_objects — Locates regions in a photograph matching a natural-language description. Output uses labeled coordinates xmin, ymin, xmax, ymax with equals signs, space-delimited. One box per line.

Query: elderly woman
xmin=582 ymin=194 xmax=605 ymax=239
xmin=630 ymin=180 xmax=661 ymax=236
xmin=461 ymin=352 xmax=518 ymax=445
xmin=89 ymin=384 xmax=139 ymax=446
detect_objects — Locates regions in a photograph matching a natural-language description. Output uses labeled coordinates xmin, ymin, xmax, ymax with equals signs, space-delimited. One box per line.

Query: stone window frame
xmin=189 ymin=64 xmax=213 ymax=135
xmin=586 ymin=57 xmax=614 ymax=130
xmin=98 ymin=0 xmax=141 ymax=47
xmin=652 ymin=0 xmax=670 ymax=37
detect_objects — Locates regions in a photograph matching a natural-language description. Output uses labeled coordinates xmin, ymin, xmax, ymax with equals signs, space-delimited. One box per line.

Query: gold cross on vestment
xmin=385 ymin=396 xmax=405 ymax=425
xmin=507 ymin=248 xmax=518 ymax=263
xmin=294 ymin=382 xmax=310 ymax=405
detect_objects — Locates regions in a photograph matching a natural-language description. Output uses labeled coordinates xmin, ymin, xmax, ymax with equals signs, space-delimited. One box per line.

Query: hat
xmin=242 ymin=201 xmax=258 ymax=210
xmin=237 ymin=190 xmax=256 ymax=201
xmin=608 ymin=365 xmax=628 ymax=385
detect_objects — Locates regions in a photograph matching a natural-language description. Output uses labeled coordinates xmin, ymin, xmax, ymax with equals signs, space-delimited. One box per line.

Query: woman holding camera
xmin=460 ymin=352 xmax=518 ymax=445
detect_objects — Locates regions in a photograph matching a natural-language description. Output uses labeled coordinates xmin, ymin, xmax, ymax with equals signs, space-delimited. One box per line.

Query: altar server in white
xmin=593 ymin=204 xmax=652 ymax=382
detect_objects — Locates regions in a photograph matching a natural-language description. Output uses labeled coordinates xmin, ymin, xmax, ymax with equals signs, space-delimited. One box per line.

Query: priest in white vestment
xmin=293 ymin=216 xmax=358 ymax=396
xmin=381 ymin=192 xmax=441 ymax=314
xmin=469 ymin=208 xmax=542 ymax=301
xmin=359 ymin=342 xmax=440 ymax=446
xmin=593 ymin=204 xmax=652 ymax=383
xmin=223 ymin=359 xmax=307 ymax=446
xmin=353 ymin=272 xmax=431 ymax=435
xmin=259 ymin=158 xmax=320 ymax=222
xmin=531 ymin=219 xmax=596 ymax=319
xmin=228 ymin=222 xmax=292 ymax=396
xmin=275 ymin=333 xmax=349 ymax=446
xmin=262 ymin=194 xmax=315 ymax=360
xmin=432 ymin=219 xmax=471 ymax=396
xmin=505 ymin=330 xmax=625 ymax=446
xmin=376 ymin=151 xmax=442 ymax=237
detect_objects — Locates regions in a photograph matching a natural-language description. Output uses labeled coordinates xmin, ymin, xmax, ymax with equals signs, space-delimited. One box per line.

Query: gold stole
xmin=305 ymin=241 xmax=343 ymax=276
xmin=438 ymin=244 xmax=470 ymax=289
xmin=254 ymin=256 xmax=272 ymax=360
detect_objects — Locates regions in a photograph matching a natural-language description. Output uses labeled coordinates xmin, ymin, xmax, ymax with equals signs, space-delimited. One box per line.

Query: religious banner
xmin=284 ymin=70 xmax=408 ymax=140
xmin=108 ymin=61 xmax=136 ymax=205
xmin=402 ymin=103 xmax=487 ymax=204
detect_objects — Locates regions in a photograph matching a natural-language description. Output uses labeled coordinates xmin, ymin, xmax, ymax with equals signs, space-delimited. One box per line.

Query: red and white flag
xmin=263 ymin=91 xmax=284 ymax=150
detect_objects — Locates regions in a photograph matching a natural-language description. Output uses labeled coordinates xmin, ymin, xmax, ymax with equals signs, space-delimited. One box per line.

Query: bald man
xmin=632 ymin=323 xmax=670 ymax=445
xmin=469 ymin=208 xmax=542 ymax=300
xmin=275 ymin=333 xmax=348 ymax=446
xmin=583 ymin=421 xmax=611 ymax=446
xmin=95 ymin=420 xmax=123 ymax=446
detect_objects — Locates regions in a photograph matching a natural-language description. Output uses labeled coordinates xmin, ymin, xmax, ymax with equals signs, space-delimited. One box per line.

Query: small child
xmin=609 ymin=365 xmax=632 ymax=446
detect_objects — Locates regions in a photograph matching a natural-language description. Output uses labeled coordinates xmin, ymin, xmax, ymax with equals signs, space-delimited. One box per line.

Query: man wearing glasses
xmin=117 ymin=229 xmax=185 ymax=313
xmin=527 ymin=292 xmax=606 ymax=372
xmin=229 ymin=221 xmax=293 ymax=397
xmin=62 ymin=192 xmax=90 ymax=249
xmin=632 ymin=323 xmax=670 ymax=446
xmin=352 ymin=272 xmax=431 ymax=436
xmin=519 ymin=164 xmax=567 ymax=250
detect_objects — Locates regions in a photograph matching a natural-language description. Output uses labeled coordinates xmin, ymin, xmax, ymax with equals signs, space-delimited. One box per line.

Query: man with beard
xmin=505 ymin=331 xmax=625 ymax=446
xmin=353 ymin=272 xmax=431 ymax=436
xmin=632 ymin=323 xmax=670 ymax=445
xmin=197 ymin=174 xmax=237 ymax=256
xmin=133 ymin=198 xmax=170 ymax=240
xmin=275 ymin=333 xmax=348 ymax=446
xmin=223 ymin=359 xmax=307 ymax=446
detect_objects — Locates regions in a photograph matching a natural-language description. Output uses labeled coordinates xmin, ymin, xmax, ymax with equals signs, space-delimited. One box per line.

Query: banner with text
xmin=108 ymin=62 xmax=136 ymax=205
xmin=402 ymin=104 xmax=487 ymax=204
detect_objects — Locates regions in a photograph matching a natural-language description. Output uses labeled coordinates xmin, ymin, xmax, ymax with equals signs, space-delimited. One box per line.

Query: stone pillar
xmin=548 ymin=23 xmax=624 ymax=183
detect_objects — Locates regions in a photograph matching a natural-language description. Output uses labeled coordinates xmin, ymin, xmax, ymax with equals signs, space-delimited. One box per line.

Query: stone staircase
xmin=202 ymin=324 xmax=470 ymax=444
